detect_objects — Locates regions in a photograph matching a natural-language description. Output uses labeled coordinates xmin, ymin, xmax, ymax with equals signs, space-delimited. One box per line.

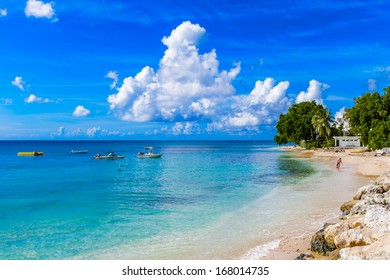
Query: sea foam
xmin=240 ymin=239 xmax=281 ymax=260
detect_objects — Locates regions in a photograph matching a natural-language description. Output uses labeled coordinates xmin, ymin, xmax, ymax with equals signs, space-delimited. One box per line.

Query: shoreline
xmin=261 ymin=147 xmax=390 ymax=260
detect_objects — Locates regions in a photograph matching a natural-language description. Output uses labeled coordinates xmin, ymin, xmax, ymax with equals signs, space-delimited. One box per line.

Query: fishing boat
xmin=137 ymin=146 xmax=162 ymax=158
xmin=70 ymin=150 xmax=88 ymax=154
xmin=17 ymin=151 xmax=44 ymax=156
xmin=93 ymin=152 xmax=124 ymax=160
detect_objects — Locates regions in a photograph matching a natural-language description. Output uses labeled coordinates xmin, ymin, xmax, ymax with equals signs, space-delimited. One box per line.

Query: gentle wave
xmin=240 ymin=239 xmax=281 ymax=260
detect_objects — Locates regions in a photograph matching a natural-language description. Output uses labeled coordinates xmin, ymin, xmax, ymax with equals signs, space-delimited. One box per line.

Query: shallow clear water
xmin=0 ymin=141 xmax=335 ymax=259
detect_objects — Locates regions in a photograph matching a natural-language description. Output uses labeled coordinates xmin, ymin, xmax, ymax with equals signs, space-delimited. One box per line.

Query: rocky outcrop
xmin=310 ymin=224 xmax=336 ymax=255
xmin=310 ymin=172 xmax=390 ymax=260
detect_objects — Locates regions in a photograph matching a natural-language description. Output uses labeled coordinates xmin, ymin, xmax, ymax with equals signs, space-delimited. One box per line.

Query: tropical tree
xmin=274 ymin=101 xmax=332 ymax=146
xmin=345 ymin=85 xmax=390 ymax=148
xmin=311 ymin=109 xmax=333 ymax=139
xmin=345 ymin=91 xmax=383 ymax=146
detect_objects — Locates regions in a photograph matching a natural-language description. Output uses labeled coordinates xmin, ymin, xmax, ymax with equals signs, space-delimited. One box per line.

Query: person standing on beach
xmin=336 ymin=158 xmax=343 ymax=169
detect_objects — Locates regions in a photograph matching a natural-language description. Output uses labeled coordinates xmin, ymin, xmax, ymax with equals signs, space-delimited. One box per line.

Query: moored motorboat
xmin=17 ymin=151 xmax=44 ymax=156
xmin=137 ymin=146 xmax=162 ymax=158
xmin=93 ymin=151 xmax=124 ymax=160
xmin=70 ymin=150 xmax=88 ymax=154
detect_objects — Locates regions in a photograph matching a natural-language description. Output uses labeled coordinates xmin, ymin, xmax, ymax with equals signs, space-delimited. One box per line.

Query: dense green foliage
xmin=345 ymin=86 xmax=390 ymax=149
xmin=274 ymin=101 xmax=335 ymax=147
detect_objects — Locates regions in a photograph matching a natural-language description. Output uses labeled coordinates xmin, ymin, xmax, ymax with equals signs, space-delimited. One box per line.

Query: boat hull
xmin=70 ymin=150 xmax=88 ymax=154
xmin=94 ymin=155 xmax=124 ymax=160
xmin=137 ymin=154 xmax=162 ymax=158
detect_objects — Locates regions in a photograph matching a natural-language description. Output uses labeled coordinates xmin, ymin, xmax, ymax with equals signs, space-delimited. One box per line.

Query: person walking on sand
xmin=336 ymin=158 xmax=343 ymax=170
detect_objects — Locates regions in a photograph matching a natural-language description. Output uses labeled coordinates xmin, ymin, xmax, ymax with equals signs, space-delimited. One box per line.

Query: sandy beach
xmin=263 ymin=147 xmax=390 ymax=260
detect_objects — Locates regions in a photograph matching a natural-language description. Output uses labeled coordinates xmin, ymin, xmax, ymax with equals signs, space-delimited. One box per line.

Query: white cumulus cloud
xmin=24 ymin=94 xmax=51 ymax=103
xmin=11 ymin=76 xmax=26 ymax=91
xmin=0 ymin=8 xmax=7 ymax=17
xmin=105 ymin=70 xmax=119 ymax=89
xmin=210 ymin=78 xmax=291 ymax=131
xmin=295 ymin=79 xmax=329 ymax=105
xmin=108 ymin=21 xmax=240 ymax=123
xmin=107 ymin=21 xmax=331 ymax=135
xmin=25 ymin=0 xmax=57 ymax=21
xmin=72 ymin=105 xmax=91 ymax=117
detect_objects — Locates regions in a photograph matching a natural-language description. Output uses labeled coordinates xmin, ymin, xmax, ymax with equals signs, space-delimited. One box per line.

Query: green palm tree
xmin=312 ymin=109 xmax=333 ymax=139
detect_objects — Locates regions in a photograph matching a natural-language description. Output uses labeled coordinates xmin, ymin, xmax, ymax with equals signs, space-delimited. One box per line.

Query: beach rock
xmin=375 ymin=172 xmax=390 ymax=192
xmin=333 ymin=228 xmax=373 ymax=249
xmin=339 ymin=234 xmax=390 ymax=260
xmin=353 ymin=184 xmax=385 ymax=200
xmin=340 ymin=200 xmax=359 ymax=215
xmin=310 ymin=226 xmax=337 ymax=256
xmin=364 ymin=205 xmax=390 ymax=239
xmin=349 ymin=199 xmax=371 ymax=215
xmin=324 ymin=222 xmax=350 ymax=248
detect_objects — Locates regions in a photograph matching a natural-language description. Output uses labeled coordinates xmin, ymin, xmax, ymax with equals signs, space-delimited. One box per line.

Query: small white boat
xmin=93 ymin=152 xmax=124 ymax=160
xmin=70 ymin=150 xmax=88 ymax=154
xmin=137 ymin=146 xmax=162 ymax=158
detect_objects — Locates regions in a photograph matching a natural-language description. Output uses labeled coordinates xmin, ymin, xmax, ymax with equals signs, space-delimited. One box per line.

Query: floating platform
xmin=17 ymin=152 xmax=44 ymax=156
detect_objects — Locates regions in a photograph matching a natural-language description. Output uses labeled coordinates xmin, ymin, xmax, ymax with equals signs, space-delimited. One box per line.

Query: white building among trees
xmin=333 ymin=136 xmax=361 ymax=148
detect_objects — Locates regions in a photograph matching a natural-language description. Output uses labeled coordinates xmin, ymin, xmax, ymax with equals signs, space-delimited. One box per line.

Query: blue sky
xmin=1 ymin=0 xmax=390 ymax=140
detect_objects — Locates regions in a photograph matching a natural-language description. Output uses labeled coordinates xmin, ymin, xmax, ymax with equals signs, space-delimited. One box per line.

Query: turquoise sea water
xmin=0 ymin=141 xmax=320 ymax=259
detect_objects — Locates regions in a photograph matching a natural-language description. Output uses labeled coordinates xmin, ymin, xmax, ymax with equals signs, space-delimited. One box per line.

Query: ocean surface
xmin=0 ymin=141 xmax=364 ymax=259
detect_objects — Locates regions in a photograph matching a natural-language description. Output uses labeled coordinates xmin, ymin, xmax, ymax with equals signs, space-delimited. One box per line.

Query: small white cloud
xmin=25 ymin=0 xmax=57 ymax=21
xmin=105 ymin=71 xmax=119 ymax=89
xmin=86 ymin=126 xmax=122 ymax=137
xmin=368 ymin=79 xmax=377 ymax=91
xmin=87 ymin=126 xmax=100 ymax=137
xmin=11 ymin=76 xmax=26 ymax=91
xmin=295 ymin=79 xmax=329 ymax=105
xmin=0 ymin=8 xmax=7 ymax=17
xmin=70 ymin=127 xmax=81 ymax=136
xmin=0 ymin=98 xmax=13 ymax=105
xmin=172 ymin=122 xmax=200 ymax=135
xmin=57 ymin=126 xmax=66 ymax=136
xmin=24 ymin=94 xmax=52 ymax=103
xmin=72 ymin=105 xmax=91 ymax=117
